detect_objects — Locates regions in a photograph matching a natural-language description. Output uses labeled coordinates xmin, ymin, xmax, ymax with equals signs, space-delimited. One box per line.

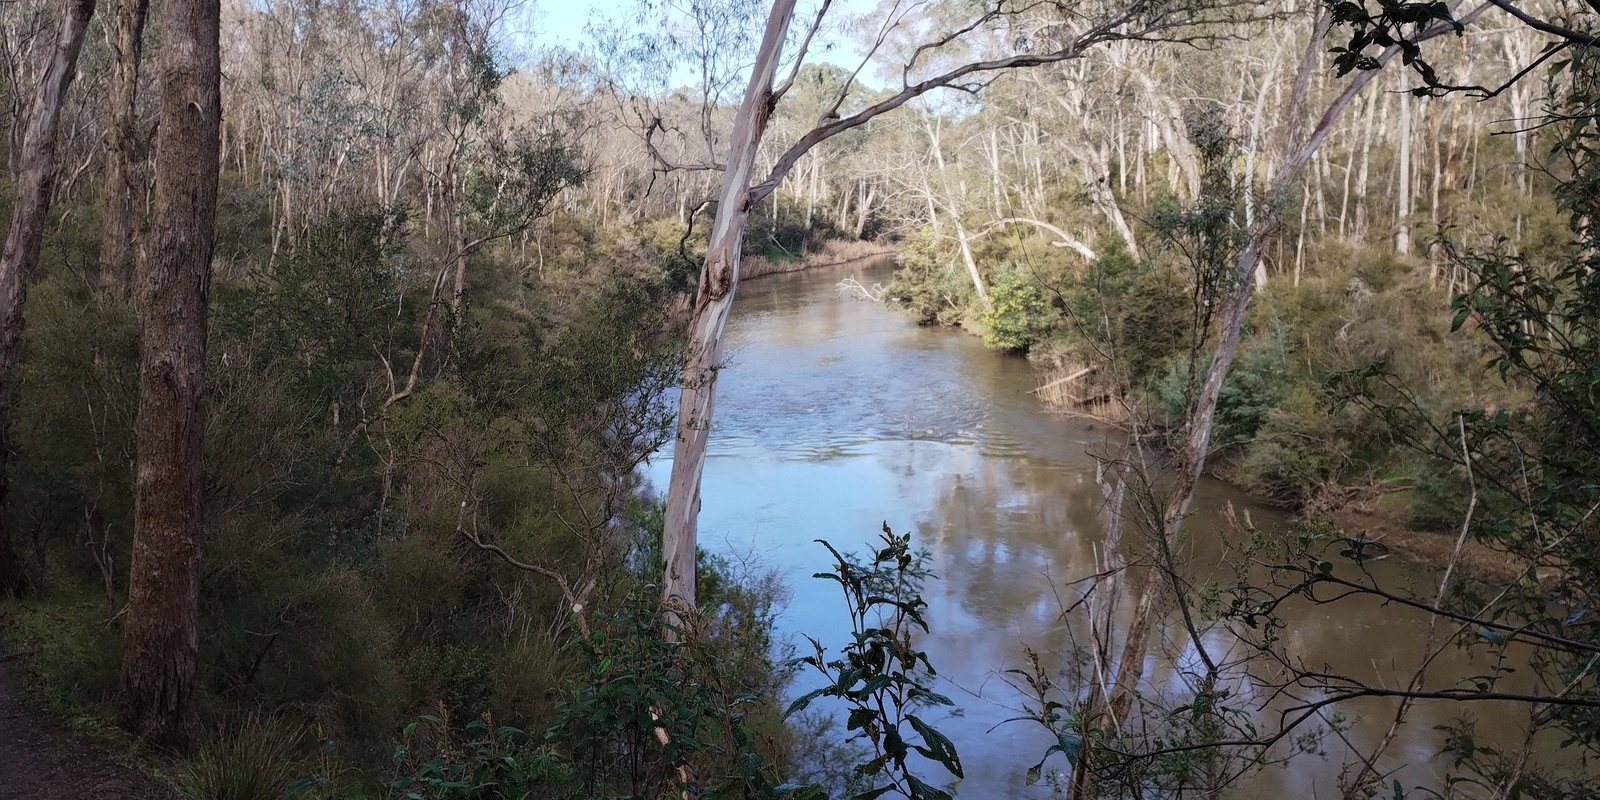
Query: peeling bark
xmin=660 ymin=0 xmax=799 ymax=618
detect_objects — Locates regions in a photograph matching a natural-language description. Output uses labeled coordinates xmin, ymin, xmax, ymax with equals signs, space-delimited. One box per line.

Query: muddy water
xmin=645 ymin=259 xmax=1546 ymax=798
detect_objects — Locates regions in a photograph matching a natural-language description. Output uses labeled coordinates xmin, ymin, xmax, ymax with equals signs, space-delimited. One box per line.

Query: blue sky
xmin=522 ymin=0 xmax=885 ymax=86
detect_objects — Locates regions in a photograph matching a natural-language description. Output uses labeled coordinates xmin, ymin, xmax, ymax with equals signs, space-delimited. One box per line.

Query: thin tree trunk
xmin=1355 ymin=81 xmax=1377 ymax=236
xmin=989 ymin=128 xmax=1004 ymax=218
xmin=0 ymin=0 xmax=99 ymax=592
xmin=804 ymin=150 xmax=817 ymax=233
xmin=1396 ymin=70 xmax=1413 ymax=255
xmin=1080 ymin=16 xmax=1496 ymax=789
xmin=925 ymin=117 xmax=991 ymax=306
xmin=951 ymin=209 xmax=990 ymax=308
xmin=1082 ymin=147 xmax=1139 ymax=258
xmin=660 ymin=0 xmax=798 ymax=616
xmin=117 ymin=0 xmax=222 ymax=753
xmin=854 ymin=182 xmax=875 ymax=239
xmin=100 ymin=0 xmax=151 ymax=295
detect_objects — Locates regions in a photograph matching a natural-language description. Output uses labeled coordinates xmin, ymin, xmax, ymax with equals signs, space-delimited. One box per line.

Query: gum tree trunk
xmin=100 ymin=0 xmax=151 ymax=294
xmin=117 ymin=0 xmax=222 ymax=753
xmin=0 ymin=0 xmax=99 ymax=592
xmin=660 ymin=0 xmax=798 ymax=616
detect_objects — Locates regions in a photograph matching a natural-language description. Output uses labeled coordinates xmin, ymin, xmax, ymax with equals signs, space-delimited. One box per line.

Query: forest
xmin=0 ymin=0 xmax=1597 ymax=797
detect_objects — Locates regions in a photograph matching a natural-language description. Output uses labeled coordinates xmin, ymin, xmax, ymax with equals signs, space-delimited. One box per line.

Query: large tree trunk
xmin=100 ymin=0 xmax=151 ymax=294
xmin=660 ymin=0 xmax=798 ymax=616
xmin=117 ymin=0 xmax=222 ymax=753
xmin=0 ymin=0 xmax=99 ymax=592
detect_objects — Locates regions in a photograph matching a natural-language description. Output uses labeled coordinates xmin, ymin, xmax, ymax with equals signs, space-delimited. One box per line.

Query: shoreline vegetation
xmin=899 ymin=263 xmax=1540 ymax=587
xmin=793 ymin=239 xmax=1531 ymax=586
xmin=741 ymin=238 xmax=896 ymax=281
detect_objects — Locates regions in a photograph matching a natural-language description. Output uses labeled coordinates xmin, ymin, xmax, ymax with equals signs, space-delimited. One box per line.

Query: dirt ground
xmin=0 ymin=654 xmax=153 ymax=800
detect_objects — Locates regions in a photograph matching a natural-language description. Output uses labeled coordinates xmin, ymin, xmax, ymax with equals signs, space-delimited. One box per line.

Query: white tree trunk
xmin=660 ymin=0 xmax=798 ymax=616
xmin=1396 ymin=69 xmax=1412 ymax=255
xmin=0 ymin=0 xmax=98 ymax=589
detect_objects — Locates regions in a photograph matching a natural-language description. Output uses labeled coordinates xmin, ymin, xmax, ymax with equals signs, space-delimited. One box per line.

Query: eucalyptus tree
xmin=0 ymin=0 xmax=98 ymax=591
xmin=1060 ymin=4 xmax=1508 ymax=795
xmin=117 ymin=0 xmax=221 ymax=752
xmin=645 ymin=0 xmax=1260 ymax=614
xmin=100 ymin=0 xmax=150 ymax=293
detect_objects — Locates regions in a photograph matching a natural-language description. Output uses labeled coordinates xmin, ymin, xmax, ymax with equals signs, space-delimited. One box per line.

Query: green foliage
xmin=1324 ymin=0 xmax=1463 ymax=88
xmin=0 ymin=584 xmax=122 ymax=721
xmin=1244 ymin=49 xmax=1600 ymax=778
xmin=1046 ymin=239 xmax=1190 ymax=390
xmin=745 ymin=197 xmax=845 ymax=259
xmin=1114 ymin=266 xmax=1192 ymax=387
xmin=1156 ymin=322 xmax=1295 ymax=448
xmin=5 ymin=200 xmax=687 ymax=789
xmin=386 ymin=545 xmax=815 ymax=800
xmin=884 ymin=229 xmax=969 ymax=327
xmin=787 ymin=525 xmax=960 ymax=800
xmin=391 ymin=715 xmax=556 ymax=800
xmin=997 ymin=649 xmax=1082 ymax=786
xmin=979 ymin=264 xmax=1055 ymax=352
xmin=1239 ymin=386 xmax=1347 ymax=508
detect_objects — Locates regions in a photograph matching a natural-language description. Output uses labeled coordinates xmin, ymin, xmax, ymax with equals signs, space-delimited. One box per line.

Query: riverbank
xmin=872 ymin=262 xmax=1522 ymax=585
xmin=742 ymin=239 xmax=895 ymax=281
xmin=1316 ymin=489 xmax=1539 ymax=585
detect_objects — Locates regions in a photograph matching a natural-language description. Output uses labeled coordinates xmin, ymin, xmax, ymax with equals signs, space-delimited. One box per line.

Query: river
xmin=646 ymin=259 xmax=1549 ymax=798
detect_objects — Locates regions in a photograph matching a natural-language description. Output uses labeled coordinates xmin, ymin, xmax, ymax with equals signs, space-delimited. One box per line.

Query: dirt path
xmin=0 ymin=654 xmax=154 ymax=800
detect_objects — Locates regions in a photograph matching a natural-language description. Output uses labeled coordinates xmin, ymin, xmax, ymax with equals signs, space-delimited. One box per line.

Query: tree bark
xmin=660 ymin=0 xmax=798 ymax=617
xmin=117 ymin=0 xmax=222 ymax=753
xmin=1396 ymin=69 xmax=1413 ymax=255
xmin=100 ymin=0 xmax=151 ymax=294
xmin=0 ymin=0 xmax=99 ymax=592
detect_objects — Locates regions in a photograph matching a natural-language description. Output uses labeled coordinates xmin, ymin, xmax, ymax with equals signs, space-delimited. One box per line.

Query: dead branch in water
xmin=837 ymin=276 xmax=885 ymax=302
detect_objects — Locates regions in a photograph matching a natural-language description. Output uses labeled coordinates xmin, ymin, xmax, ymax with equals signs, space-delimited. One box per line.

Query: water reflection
xmin=646 ymin=260 xmax=1551 ymax=798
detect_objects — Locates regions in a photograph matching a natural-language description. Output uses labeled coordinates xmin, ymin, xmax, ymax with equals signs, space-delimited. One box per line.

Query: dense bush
xmin=0 ymin=201 xmax=694 ymax=791
xmin=980 ymin=263 xmax=1056 ymax=352
xmin=885 ymin=228 xmax=972 ymax=326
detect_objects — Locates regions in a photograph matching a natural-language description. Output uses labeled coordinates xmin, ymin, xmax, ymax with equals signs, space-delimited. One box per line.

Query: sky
xmin=520 ymin=0 xmax=887 ymax=88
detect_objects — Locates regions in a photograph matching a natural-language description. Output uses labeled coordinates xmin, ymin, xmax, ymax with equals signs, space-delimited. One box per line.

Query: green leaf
xmin=1055 ymin=730 xmax=1082 ymax=766
xmin=905 ymin=774 xmax=953 ymax=800
xmin=850 ymin=785 xmax=894 ymax=800
xmin=908 ymin=714 xmax=963 ymax=779
xmin=785 ymin=687 xmax=831 ymax=718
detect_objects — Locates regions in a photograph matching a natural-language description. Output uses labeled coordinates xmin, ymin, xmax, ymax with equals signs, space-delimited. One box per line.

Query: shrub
xmin=1239 ymin=387 xmax=1344 ymax=508
xmin=1155 ymin=322 xmax=1295 ymax=447
xmin=885 ymin=229 xmax=969 ymax=326
xmin=177 ymin=715 xmax=308 ymax=800
xmin=390 ymin=714 xmax=556 ymax=800
xmin=981 ymin=263 xmax=1056 ymax=352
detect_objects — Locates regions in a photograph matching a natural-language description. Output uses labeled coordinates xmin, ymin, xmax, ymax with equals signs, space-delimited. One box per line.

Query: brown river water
xmin=645 ymin=259 xmax=1556 ymax=798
